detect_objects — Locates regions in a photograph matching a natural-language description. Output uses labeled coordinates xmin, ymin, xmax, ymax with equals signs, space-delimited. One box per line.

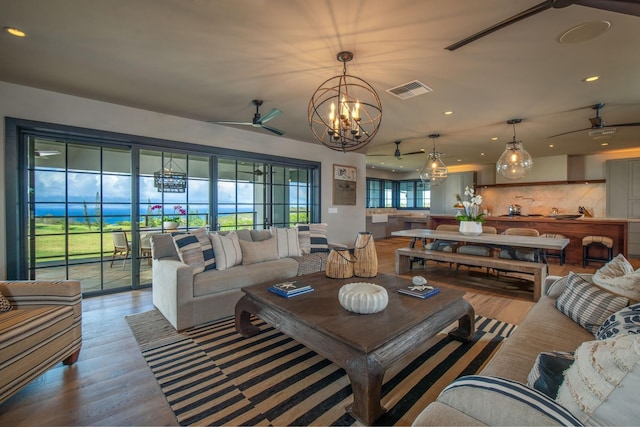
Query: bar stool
xmin=540 ymin=233 xmax=567 ymax=265
xmin=582 ymin=235 xmax=613 ymax=267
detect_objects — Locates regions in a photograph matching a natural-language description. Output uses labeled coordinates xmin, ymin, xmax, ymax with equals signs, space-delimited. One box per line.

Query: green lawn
xmin=33 ymin=210 xmax=309 ymax=261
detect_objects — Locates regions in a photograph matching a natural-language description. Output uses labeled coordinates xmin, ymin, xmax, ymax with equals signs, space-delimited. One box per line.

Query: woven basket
xmin=353 ymin=231 xmax=378 ymax=278
xmin=325 ymin=249 xmax=355 ymax=278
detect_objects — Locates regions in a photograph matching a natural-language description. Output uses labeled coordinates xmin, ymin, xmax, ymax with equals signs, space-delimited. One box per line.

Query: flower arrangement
xmin=151 ymin=204 xmax=187 ymax=223
xmin=455 ymin=186 xmax=484 ymax=223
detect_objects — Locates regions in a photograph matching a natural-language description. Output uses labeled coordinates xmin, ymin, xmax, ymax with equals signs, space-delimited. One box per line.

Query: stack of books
xmin=268 ymin=281 xmax=314 ymax=298
xmin=398 ymin=284 xmax=440 ymax=299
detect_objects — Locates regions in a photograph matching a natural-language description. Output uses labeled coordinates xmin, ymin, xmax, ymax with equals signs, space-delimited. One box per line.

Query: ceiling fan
xmin=368 ymin=140 xmax=424 ymax=160
xmin=446 ymin=0 xmax=640 ymax=51
xmin=548 ymin=102 xmax=640 ymax=138
xmin=210 ymin=99 xmax=285 ymax=136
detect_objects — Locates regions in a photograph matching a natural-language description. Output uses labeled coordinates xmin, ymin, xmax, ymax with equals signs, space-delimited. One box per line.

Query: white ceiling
xmin=1 ymin=0 xmax=639 ymax=173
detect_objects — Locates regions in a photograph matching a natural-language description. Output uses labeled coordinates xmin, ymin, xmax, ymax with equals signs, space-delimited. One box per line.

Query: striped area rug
xmin=131 ymin=313 xmax=516 ymax=426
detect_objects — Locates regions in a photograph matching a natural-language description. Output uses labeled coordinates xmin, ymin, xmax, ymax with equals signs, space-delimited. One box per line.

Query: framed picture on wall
xmin=333 ymin=164 xmax=357 ymax=205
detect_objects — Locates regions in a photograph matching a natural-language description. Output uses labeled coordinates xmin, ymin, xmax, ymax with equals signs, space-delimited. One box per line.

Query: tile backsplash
xmin=479 ymin=182 xmax=605 ymax=217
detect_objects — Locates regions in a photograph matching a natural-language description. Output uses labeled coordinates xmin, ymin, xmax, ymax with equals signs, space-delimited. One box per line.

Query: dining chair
xmin=139 ymin=232 xmax=155 ymax=266
xmin=496 ymin=227 xmax=540 ymax=280
xmin=456 ymin=226 xmax=498 ymax=274
xmin=413 ymin=224 xmax=461 ymax=270
xmin=110 ymin=231 xmax=130 ymax=270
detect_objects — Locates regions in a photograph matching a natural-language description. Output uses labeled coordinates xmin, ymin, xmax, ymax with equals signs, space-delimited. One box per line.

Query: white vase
xmin=459 ymin=221 xmax=482 ymax=236
xmin=163 ymin=221 xmax=179 ymax=230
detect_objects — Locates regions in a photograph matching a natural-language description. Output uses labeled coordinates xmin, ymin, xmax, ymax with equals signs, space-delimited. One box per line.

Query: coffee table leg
xmin=345 ymin=358 xmax=385 ymax=425
xmin=448 ymin=301 xmax=475 ymax=342
xmin=235 ymin=296 xmax=261 ymax=337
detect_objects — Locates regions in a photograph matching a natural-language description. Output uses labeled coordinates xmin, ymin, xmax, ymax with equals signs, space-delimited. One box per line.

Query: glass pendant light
xmin=496 ymin=118 xmax=533 ymax=179
xmin=419 ymin=133 xmax=448 ymax=186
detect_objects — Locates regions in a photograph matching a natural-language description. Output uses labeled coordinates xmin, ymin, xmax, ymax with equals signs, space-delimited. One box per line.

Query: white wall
xmin=0 ymin=82 xmax=367 ymax=279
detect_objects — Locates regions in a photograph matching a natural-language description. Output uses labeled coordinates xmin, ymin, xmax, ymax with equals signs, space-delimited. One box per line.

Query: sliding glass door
xmin=28 ymin=136 xmax=135 ymax=294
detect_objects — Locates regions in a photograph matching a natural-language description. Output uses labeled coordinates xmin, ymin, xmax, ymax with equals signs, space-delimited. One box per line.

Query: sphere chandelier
xmin=419 ymin=134 xmax=448 ymax=187
xmin=496 ymin=118 xmax=533 ymax=179
xmin=308 ymin=51 xmax=383 ymax=152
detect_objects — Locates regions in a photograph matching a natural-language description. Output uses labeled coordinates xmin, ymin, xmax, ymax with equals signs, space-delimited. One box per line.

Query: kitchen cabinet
xmin=430 ymin=172 xmax=476 ymax=215
xmin=606 ymin=158 xmax=640 ymax=218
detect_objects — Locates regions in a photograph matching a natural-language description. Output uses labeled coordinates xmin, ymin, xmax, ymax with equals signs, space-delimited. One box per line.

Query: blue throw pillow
xmin=527 ymin=351 xmax=575 ymax=399
xmin=596 ymin=302 xmax=640 ymax=340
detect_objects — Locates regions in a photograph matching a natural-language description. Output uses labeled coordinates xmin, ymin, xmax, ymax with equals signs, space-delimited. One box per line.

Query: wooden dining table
xmin=391 ymin=228 xmax=570 ymax=263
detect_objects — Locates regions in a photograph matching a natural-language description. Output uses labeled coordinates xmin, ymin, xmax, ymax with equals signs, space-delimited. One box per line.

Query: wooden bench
xmin=395 ymin=247 xmax=547 ymax=301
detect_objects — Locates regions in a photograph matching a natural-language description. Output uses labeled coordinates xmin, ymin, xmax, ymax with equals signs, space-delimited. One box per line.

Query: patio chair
xmin=110 ymin=231 xmax=130 ymax=270
xmin=139 ymin=232 xmax=155 ymax=266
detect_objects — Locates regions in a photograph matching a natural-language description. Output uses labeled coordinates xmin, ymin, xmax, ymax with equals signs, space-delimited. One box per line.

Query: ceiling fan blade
xmin=210 ymin=121 xmax=252 ymax=126
xmin=548 ymin=127 xmax=591 ymax=138
xmin=259 ymin=108 xmax=282 ymax=123
xmin=575 ymin=0 xmax=640 ymax=16
xmin=610 ymin=122 xmax=640 ymax=127
xmin=261 ymin=124 xmax=285 ymax=136
xmin=445 ymin=0 xmax=552 ymax=51
xmin=403 ymin=150 xmax=426 ymax=156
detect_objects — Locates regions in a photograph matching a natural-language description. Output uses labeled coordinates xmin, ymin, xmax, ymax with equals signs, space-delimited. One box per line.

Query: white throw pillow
xmin=270 ymin=227 xmax=301 ymax=258
xmin=592 ymin=254 xmax=640 ymax=301
xmin=556 ymin=335 xmax=640 ymax=425
xmin=209 ymin=231 xmax=242 ymax=270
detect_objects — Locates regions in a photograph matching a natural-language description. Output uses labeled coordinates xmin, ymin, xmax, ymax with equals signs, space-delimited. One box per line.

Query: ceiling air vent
xmin=386 ymin=80 xmax=433 ymax=100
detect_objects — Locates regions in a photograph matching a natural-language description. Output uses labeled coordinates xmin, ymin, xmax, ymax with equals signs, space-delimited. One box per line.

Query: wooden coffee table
xmin=235 ymin=272 xmax=475 ymax=425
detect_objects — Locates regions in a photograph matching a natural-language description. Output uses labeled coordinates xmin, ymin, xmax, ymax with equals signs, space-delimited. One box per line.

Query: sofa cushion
xmin=433 ymin=375 xmax=582 ymax=426
xmin=556 ymin=334 xmax=640 ymax=425
xmin=556 ymin=272 xmax=629 ymax=335
xmin=238 ymin=236 xmax=279 ymax=265
xmin=592 ymin=254 xmax=640 ymax=301
xmin=0 ymin=306 xmax=75 ymax=365
xmin=296 ymin=223 xmax=328 ymax=254
xmin=271 ymin=227 xmax=302 ymax=258
xmin=172 ymin=234 xmax=205 ymax=274
xmin=192 ymin=258 xmax=299 ymax=297
xmin=526 ymin=351 xmax=574 ymax=399
xmin=596 ymin=302 xmax=640 ymax=340
xmin=0 ymin=291 xmax=11 ymax=313
xmin=250 ymin=229 xmax=272 ymax=242
xmin=210 ymin=231 xmax=242 ymax=270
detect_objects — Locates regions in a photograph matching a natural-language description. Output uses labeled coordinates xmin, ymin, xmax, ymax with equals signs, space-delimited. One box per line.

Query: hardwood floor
xmin=0 ymin=236 xmax=615 ymax=425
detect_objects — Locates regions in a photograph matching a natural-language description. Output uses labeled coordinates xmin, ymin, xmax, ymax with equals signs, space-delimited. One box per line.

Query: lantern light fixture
xmin=496 ymin=118 xmax=533 ymax=179
xmin=419 ymin=133 xmax=448 ymax=186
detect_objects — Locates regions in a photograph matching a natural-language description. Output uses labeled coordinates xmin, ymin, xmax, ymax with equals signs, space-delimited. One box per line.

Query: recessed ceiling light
xmin=584 ymin=75 xmax=599 ymax=82
xmin=549 ymin=144 xmax=554 ymax=148
xmin=457 ymin=159 xmax=462 ymax=162
xmin=380 ymin=162 xmax=385 ymax=165
xmin=491 ymin=137 xmax=498 ymax=141
xmin=4 ymin=26 xmax=26 ymax=37
xmin=601 ymin=142 xmax=609 ymax=146
xmin=443 ymin=111 xmax=454 ymax=115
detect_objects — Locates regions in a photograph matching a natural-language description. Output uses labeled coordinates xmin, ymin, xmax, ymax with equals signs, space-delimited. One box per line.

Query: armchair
xmin=0 ymin=280 xmax=82 ymax=403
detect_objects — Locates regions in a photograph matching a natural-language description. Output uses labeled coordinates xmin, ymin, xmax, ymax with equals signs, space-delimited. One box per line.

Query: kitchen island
xmin=429 ymin=215 xmax=629 ymax=266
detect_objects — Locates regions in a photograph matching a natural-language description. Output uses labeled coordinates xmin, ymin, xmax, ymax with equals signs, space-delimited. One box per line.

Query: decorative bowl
xmin=338 ymin=282 xmax=388 ymax=314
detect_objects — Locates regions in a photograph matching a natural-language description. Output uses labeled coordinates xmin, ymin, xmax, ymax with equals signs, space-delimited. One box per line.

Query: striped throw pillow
xmin=296 ymin=223 xmax=328 ymax=254
xmin=172 ymin=234 xmax=205 ymax=274
xmin=210 ymin=231 xmax=242 ymax=270
xmin=191 ymin=228 xmax=216 ymax=271
xmin=438 ymin=375 xmax=582 ymax=426
xmin=556 ymin=272 xmax=629 ymax=335
xmin=270 ymin=227 xmax=301 ymax=258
